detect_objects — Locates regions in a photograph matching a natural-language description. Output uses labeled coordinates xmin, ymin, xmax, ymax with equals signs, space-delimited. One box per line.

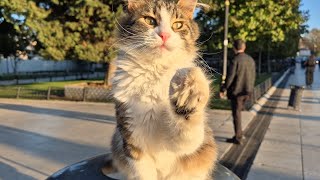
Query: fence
xmin=0 ymin=56 xmax=104 ymax=75
xmin=0 ymin=78 xmax=272 ymax=106
xmin=0 ymin=73 xmax=280 ymax=108
xmin=245 ymin=78 xmax=273 ymax=109
xmin=0 ymin=72 xmax=105 ymax=86
xmin=64 ymin=85 xmax=112 ymax=102
xmin=0 ymin=86 xmax=112 ymax=102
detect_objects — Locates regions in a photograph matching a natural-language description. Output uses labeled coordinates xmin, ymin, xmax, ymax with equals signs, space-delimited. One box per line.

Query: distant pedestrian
xmin=304 ymin=54 xmax=316 ymax=87
xmin=220 ymin=39 xmax=256 ymax=145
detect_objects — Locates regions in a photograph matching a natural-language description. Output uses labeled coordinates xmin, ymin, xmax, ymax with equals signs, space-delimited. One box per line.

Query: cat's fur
xmin=106 ymin=0 xmax=217 ymax=179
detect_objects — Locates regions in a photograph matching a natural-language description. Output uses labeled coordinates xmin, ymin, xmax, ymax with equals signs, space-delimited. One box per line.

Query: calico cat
xmin=104 ymin=0 xmax=217 ymax=179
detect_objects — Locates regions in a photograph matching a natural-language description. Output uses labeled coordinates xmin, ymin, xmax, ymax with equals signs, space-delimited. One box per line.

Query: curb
xmin=249 ymin=69 xmax=291 ymax=116
xmin=219 ymin=69 xmax=290 ymax=160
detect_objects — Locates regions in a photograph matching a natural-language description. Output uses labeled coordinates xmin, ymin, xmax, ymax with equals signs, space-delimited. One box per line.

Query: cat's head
xmin=116 ymin=0 xmax=200 ymax=62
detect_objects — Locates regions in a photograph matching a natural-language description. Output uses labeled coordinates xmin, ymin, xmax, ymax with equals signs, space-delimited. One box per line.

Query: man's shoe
xmin=225 ymin=137 xmax=245 ymax=145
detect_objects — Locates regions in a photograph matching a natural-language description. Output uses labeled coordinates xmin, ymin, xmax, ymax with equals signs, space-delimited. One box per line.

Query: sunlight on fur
xmin=102 ymin=0 xmax=218 ymax=179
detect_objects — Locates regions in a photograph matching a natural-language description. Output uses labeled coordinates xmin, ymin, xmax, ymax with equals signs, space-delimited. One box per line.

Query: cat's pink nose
xmin=159 ymin=32 xmax=171 ymax=43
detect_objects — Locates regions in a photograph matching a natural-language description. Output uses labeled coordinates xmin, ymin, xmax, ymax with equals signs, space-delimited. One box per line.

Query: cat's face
xmin=116 ymin=0 xmax=199 ymax=60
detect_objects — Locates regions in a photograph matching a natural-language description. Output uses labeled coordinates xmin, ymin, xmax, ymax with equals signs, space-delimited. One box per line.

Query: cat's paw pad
xmin=170 ymin=67 xmax=210 ymax=117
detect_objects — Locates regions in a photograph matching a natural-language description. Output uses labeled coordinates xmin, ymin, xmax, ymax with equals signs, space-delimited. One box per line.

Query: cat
xmin=103 ymin=0 xmax=217 ymax=179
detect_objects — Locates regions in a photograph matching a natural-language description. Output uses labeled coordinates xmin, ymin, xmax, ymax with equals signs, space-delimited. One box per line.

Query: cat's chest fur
xmin=112 ymin=56 xmax=194 ymax=151
xmin=113 ymin=57 xmax=192 ymax=112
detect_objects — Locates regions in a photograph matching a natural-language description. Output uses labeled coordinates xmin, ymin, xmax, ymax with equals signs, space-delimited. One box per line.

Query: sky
xmin=300 ymin=0 xmax=320 ymax=30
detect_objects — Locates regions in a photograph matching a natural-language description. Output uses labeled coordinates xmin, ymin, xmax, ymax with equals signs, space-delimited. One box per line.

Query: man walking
xmin=304 ymin=54 xmax=316 ymax=88
xmin=220 ymin=39 xmax=256 ymax=145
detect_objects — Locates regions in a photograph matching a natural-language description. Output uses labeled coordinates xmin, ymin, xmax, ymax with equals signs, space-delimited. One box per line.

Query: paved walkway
xmin=0 ymin=97 xmax=254 ymax=179
xmin=247 ymin=63 xmax=320 ymax=180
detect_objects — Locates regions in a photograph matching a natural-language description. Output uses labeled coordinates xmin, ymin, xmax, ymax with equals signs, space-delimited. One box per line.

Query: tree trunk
xmin=258 ymin=49 xmax=262 ymax=75
xmin=267 ymin=44 xmax=271 ymax=73
xmin=104 ymin=60 xmax=116 ymax=87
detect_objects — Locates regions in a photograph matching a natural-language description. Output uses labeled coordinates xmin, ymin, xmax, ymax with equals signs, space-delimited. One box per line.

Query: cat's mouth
xmin=160 ymin=44 xmax=167 ymax=50
xmin=159 ymin=43 xmax=174 ymax=52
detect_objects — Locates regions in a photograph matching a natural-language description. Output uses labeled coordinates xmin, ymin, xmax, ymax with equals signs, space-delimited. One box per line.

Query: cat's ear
xmin=127 ymin=0 xmax=145 ymax=12
xmin=177 ymin=0 xmax=197 ymax=19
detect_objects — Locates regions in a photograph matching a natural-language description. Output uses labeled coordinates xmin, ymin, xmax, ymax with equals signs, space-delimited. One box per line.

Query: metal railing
xmin=0 ymin=86 xmax=112 ymax=102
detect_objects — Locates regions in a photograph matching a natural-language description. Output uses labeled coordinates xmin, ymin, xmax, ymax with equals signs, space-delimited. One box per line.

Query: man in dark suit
xmin=304 ymin=54 xmax=316 ymax=87
xmin=220 ymin=39 xmax=256 ymax=145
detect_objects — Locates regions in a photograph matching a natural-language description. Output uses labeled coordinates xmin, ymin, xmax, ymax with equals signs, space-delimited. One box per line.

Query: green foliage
xmin=1 ymin=0 xmax=308 ymax=65
xmin=196 ymin=0 xmax=307 ymax=58
xmin=0 ymin=0 xmax=122 ymax=62
xmin=0 ymin=7 xmax=31 ymax=57
xmin=210 ymin=72 xmax=271 ymax=110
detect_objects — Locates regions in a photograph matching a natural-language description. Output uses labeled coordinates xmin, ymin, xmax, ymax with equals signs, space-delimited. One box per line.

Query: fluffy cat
xmin=104 ymin=0 xmax=217 ymax=179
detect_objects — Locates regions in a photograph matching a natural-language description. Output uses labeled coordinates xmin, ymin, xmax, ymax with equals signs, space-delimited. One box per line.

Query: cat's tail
xmin=101 ymin=159 xmax=118 ymax=176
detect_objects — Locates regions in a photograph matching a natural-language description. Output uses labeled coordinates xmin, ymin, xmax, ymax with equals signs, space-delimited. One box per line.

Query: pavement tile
xmin=248 ymin=64 xmax=320 ymax=180
xmin=247 ymin=163 xmax=302 ymax=180
xmin=302 ymin=146 xmax=320 ymax=177
xmin=257 ymin=139 xmax=301 ymax=155
xmin=0 ymin=98 xmax=256 ymax=178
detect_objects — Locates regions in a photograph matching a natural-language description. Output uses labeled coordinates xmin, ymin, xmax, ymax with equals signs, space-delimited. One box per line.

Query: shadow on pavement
xmin=0 ymin=103 xmax=116 ymax=124
xmin=261 ymin=106 xmax=290 ymax=110
xmin=0 ymin=125 xmax=108 ymax=165
xmin=214 ymin=136 xmax=228 ymax=143
xmin=258 ymin=110 xmax=320 ymax=121
xmin=0 ymin=160 xmax=38 ymax=180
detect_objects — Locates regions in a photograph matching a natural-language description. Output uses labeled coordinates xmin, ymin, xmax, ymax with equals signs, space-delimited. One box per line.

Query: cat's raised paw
xmin=170 ymin=67 xmax=210 ymax=118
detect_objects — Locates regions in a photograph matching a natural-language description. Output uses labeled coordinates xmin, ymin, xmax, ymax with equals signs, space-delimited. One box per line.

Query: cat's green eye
xmin=144 ymin=16 xmax=157 ymax=26
xmin=172 ymin=22 xmax=184 ymax=31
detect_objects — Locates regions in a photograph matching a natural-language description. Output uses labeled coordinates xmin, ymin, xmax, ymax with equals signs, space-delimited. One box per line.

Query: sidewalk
xmin=247 ymin=64 xmax=320 ymax=180
xmin=0 ymin=96 xmax=255 ymax=179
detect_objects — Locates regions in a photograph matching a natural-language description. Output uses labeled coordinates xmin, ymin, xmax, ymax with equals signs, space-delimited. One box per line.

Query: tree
xmin=0 ymin=0 xmax=123 ymax=85
xmin=196 ymin=0 xmax=307 ymax=73
xmin=0 ymin=18 xmax=16 ymax=57
xmin=303 ymin=28 xmax=320 ymax=56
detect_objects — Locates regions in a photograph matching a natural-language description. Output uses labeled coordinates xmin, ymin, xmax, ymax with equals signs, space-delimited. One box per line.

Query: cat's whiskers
xmin=194 ymin=53 xmax=221 ymax=77
xmin=110 ymin=34 xmax=156 ymax=57
xmin=115 ymin=18 xmax=138 ymax=36
xmin=122 ymin=42 xmax=151 ymax=57
xmin=110 ymin=37 xmax=149 ymax=51
xmin=173 ymin=46 xmax=219 ymax=77
xmin=197 ymin=31 xmax=215 ymax=46
xmin=109 ymin=36 xmax=148 ymax=50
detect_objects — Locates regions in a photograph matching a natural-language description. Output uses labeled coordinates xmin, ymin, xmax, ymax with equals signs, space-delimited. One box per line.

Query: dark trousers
xmin=306 ymin=70 xmax=314 ymax=86
xmin=230 ymin=95 xmax=250 ymax=140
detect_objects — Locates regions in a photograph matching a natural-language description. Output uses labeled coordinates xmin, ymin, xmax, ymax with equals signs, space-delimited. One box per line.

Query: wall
xmin=0 ymin=56 xmax=104 ymax=74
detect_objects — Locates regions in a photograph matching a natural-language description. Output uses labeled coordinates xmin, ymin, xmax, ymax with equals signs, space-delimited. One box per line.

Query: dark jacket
xmin=226 ymin=52 xmax=256 ymax=98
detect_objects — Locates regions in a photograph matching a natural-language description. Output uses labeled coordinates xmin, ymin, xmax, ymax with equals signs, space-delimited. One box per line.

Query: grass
xmin=255 ymin=73 xmax=272 ymax=86
xmin=0 ymin=80 xmax=104 ymax=90
xmin=0 ymin=73 xmax=272 ymax=110
xmin=210 ymin=73 xmax=272 ymax=110
xmin=0 ymin=80 xmax=104 ymax=99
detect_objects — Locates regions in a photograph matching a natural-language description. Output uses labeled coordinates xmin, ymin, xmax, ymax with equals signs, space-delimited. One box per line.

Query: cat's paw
xmin=170 ymin=67 xmax=210 ymax=118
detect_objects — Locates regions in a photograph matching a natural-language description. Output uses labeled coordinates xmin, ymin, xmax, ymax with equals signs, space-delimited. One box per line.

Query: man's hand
xmin=219 ymin=91 xmax=227 ymax=99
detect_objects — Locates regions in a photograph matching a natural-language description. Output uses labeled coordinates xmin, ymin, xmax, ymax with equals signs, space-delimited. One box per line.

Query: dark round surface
xmin=47 ymin=154 xmax=240 ymax=180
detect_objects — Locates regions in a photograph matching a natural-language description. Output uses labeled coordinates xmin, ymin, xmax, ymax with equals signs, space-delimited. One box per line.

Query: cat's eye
xmin=172 ymin=22 xmax=184 ymax=31
xmin=144 ymin=16 xmax=157 ymax=26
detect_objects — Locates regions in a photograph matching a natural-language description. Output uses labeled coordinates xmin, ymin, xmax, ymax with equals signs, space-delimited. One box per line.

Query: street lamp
xmin=222 ymin=0 xmax=230 ymax=86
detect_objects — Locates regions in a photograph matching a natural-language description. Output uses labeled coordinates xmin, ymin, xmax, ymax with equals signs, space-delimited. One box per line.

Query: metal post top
xmin=289 ymin=84 xmax=305 ymax=89
xmin=47 ymin=153 xmax=240 ymax=180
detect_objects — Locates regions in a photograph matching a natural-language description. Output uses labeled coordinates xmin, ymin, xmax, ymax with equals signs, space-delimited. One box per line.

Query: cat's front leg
xmin=170 ymin=67 xmax=210 ymax=120
xmin=125 ymin=156 xmax=158 ymax=180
